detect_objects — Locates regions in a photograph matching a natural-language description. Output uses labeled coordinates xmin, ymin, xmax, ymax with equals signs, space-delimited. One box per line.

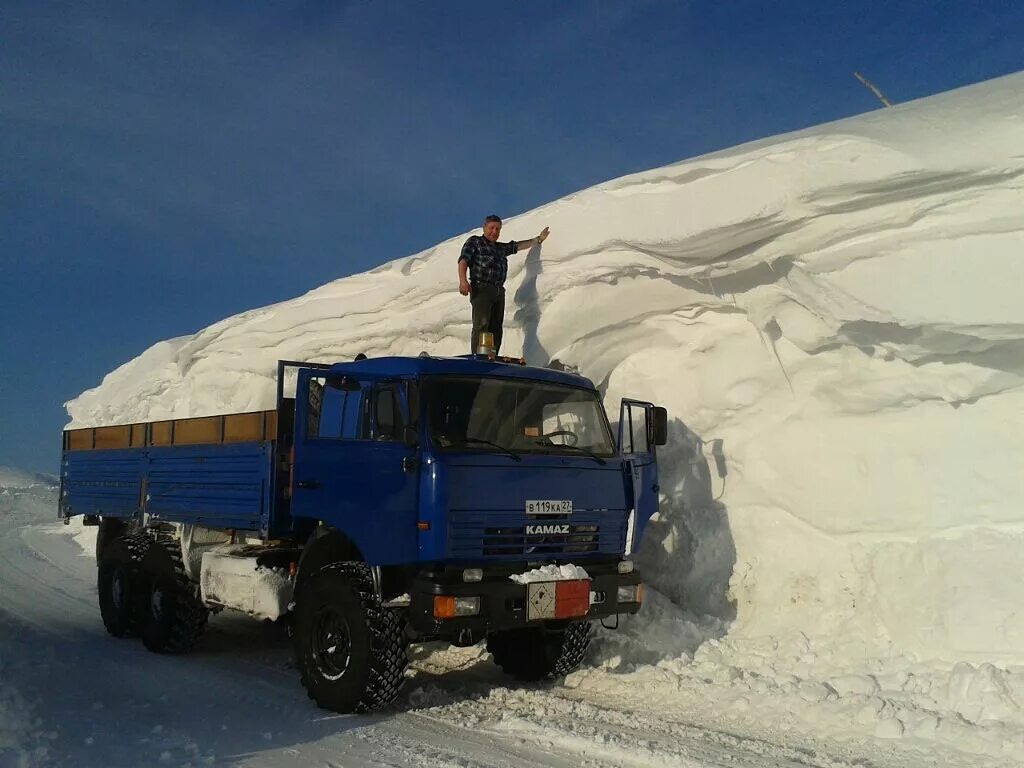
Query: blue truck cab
xmin=61 ymin=354 xmax=667 ymax=713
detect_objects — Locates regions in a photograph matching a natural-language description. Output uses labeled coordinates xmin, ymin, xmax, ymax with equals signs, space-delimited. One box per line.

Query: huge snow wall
xmin=68 ymin=73 xmax=1024 ymax=666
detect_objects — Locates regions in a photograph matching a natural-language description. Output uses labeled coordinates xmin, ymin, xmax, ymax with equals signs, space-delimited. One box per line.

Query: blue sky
xmin=2 ymin=0 xmax=1022 ymax=474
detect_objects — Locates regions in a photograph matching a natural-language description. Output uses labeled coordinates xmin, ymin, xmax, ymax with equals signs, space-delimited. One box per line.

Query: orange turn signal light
xmin=433 ymin=595 xmax=456 ymax=619
xmin=432 ymin=595 xmax=481 ymax=619
xmin=417 ymin=521 xmax=430 ymax=531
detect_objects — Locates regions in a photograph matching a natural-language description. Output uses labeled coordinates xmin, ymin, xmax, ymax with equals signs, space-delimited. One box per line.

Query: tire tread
xmin=139 ymin=537 xmax=208 ymax=654
xmin=295 ymin=562 xmax=408 ymax=713
xmin=487 ymin=621 xmax=593 ymax=681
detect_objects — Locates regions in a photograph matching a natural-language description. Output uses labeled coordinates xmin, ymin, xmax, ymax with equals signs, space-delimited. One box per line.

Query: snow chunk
xmin=509 ymin=564 xmax=590 ymax=585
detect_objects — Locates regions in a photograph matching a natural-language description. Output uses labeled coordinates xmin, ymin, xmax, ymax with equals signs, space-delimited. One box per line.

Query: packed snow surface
xmin=509 ymin=564 xmax=591 ymax=584
xmin=60 ymin=73 xmax=1024 ymax=762
xmin=3 ymin=478 xmax=1021 ymax=767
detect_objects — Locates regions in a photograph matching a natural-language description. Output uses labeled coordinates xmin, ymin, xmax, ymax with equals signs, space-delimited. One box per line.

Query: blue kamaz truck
xmin=61 ymin=354 xmax=666 ymax=712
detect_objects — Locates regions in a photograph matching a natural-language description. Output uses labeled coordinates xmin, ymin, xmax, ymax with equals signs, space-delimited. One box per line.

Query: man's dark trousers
xmin=470 ymin=282 xmax=505 ymax=354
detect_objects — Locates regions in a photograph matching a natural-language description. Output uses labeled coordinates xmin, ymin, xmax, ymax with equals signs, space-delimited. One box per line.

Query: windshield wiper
xmin=533 ymin=439 xmax=607 ymax=465
xmin=448 ymin=436 xmax=522 ymax=462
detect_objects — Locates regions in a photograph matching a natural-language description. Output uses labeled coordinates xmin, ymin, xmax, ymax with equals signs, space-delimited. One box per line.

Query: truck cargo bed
xmin=61 ymin=410 xmax=282 ymax=535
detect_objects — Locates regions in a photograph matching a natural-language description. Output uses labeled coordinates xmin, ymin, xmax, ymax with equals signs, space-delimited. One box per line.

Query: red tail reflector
xmin=554 ymin=580 xmax=590 ymax=619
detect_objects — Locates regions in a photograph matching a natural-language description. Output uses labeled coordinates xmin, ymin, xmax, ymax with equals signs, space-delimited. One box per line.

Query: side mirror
xmin=402 ymin=424 xmax=419 ymax=449
xmin=650 ymin=407 xmax=668 ymax=446
xmin=326 ymin=375 xmax=361 ymax=392
xmin=709 ymin=438 xmax=727 ymax=479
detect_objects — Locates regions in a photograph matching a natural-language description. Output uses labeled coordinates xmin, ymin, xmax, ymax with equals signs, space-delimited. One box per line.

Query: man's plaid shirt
xmin=458 ymin=235 xmax=518 ymax=287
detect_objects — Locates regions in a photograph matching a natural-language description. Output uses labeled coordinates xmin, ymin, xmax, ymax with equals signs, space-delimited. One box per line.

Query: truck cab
xmin=287 ymin=355 xmax=666 ymax=656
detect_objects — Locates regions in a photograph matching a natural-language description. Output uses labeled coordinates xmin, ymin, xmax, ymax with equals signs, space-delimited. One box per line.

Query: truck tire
xmin=487 ymin=621 xmax=593 ymax=681
xmin=97 ymin=532 xmax=149 ymax=638
xmin=293 ymin=562 xmax=408 ymax=713
xmin=96 ymin=518 xmax=126 ymax=565
xmin=136 ymin=538 xmax=208 ymax=654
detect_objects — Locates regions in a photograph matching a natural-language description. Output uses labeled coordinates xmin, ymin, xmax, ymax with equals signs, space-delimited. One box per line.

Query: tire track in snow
xmin=402 ymin=667 xmax=845 ymax=768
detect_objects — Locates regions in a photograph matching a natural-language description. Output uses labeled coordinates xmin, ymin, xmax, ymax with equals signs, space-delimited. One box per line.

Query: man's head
xmin=482 ymin=214 xmax=502 ymax=242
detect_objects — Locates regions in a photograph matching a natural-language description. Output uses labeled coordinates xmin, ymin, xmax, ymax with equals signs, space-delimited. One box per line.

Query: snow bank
xmin=67 ymin=72 xmax=1024 ymax=677
xmin=0 ymin=467 xmax=56 ymax=491
xmin=581 ymin=587 xmax=1024 ymax=760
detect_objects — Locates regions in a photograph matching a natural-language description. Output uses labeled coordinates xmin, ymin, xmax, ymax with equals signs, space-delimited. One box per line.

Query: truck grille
xmin=448 ymin=510 xmax=626 ymax=561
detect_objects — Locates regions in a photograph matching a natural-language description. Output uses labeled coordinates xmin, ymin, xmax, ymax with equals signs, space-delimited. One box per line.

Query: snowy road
xmin=1 ymin=498 xmax=873 ymax=768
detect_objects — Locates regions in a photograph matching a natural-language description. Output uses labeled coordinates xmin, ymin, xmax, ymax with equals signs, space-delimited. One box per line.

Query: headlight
xmin=616 ymin=585 xmax=643 ymax=604
xmin=433 ymin=595 xmax=481 ymax=618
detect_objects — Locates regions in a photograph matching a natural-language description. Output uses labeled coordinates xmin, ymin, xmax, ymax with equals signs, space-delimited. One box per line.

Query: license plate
xmin=526 ymin=499 xmax=572 ymax=515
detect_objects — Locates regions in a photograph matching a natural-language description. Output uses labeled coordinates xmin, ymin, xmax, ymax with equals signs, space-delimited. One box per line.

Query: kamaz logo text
xmin=526 ymin=524 xmax=570 ymax=535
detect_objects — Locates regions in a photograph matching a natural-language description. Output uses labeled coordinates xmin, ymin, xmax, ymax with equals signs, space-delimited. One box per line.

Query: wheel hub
xmin=312 ymin=609 xmax=352 ymax=681
xmin=150 ymin=586 xmax=164 ymax=621
xmin=111 ymin=569 xmax=125 ymax=611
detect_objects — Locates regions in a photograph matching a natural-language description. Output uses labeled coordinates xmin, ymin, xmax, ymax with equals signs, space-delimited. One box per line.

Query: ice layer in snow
xmin=66 ymin=72 xmax=1024 ymax=673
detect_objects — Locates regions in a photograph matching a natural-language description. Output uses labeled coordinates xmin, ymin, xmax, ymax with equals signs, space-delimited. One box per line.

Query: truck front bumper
xmin=406 ymin=561 xmax=643 ymax=637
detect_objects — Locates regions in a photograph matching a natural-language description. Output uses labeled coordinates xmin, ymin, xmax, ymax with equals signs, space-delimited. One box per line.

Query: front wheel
xmin=487 ymin=622 xmax=593 ymax=681
xmin=293 ymin=563 xmax=408 ymax=713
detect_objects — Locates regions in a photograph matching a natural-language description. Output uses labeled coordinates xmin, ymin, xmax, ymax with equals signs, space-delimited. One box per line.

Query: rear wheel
xmin=136 ymin=538 xmax=208 ymax=653
xmin=487 ymin=621 xmax=593 ymax=681
xmin=97 ymin=533 xmax=149 ymax=638
xmin=294 ymin=562 xmax=408 ymax=713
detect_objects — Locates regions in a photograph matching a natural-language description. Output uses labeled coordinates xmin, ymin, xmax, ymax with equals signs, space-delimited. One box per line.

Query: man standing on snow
xmin=458 ymin=214 xmax=550 ymax=355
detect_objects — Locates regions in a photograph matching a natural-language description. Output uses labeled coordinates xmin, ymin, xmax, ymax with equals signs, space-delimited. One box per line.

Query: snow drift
xmin=0 ymin=467 xmax=57 ymax=491
xmin=67 ymin=73 xmax=1024 ymax=672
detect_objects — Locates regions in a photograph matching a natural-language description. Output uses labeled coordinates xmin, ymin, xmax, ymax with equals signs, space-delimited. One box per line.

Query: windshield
xmin=423 ymin=375 xmax=615 ymax=457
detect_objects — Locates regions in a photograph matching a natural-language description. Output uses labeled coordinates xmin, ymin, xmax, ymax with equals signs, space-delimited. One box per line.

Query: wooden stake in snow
xmin=854 ymin=71 xmax=893 ymax=108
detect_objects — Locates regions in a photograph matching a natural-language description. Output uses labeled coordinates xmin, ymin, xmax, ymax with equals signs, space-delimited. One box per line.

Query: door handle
xmin=402 ymin=456 xmax=417 ymax=473
xmin=296 ymin=480 xmax=320 ymax=489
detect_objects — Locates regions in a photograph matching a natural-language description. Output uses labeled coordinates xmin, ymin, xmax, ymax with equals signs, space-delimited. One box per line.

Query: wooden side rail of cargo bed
xmin=63 ymin=410 xmax=280 ymax=451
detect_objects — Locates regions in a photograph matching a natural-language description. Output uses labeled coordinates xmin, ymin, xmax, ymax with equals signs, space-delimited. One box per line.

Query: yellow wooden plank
xmin=66 ymin=429 xmax=94 ymax=451
xmin=150 ymin=421 xmax=172 ymax=446
xmin=66 ymin=409 xmax=280 ymax=451
xmin=223 ymin=412 xmax=263 ymax=442
xmin=173 ymin=416 xmax=222 ymax=445
xmin=93 ymin=425 xmax=131 ymax=450
xmin=130 ymin=423 xmax=147 ymax=447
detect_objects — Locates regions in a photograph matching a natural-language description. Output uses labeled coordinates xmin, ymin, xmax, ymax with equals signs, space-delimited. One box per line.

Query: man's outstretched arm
xmin=514 ymin=226 xmax=550 ymax=251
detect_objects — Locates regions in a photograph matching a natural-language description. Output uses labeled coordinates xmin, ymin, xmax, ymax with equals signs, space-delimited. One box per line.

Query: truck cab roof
xmin=324 ymin=355 xmax=597 ymax=391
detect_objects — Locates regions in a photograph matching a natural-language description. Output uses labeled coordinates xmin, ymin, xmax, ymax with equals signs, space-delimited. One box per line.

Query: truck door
xmin=291 ymin=371 xmax=420 ymax=565
xmin=618 ymin=399 xmax=664 ymax=555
